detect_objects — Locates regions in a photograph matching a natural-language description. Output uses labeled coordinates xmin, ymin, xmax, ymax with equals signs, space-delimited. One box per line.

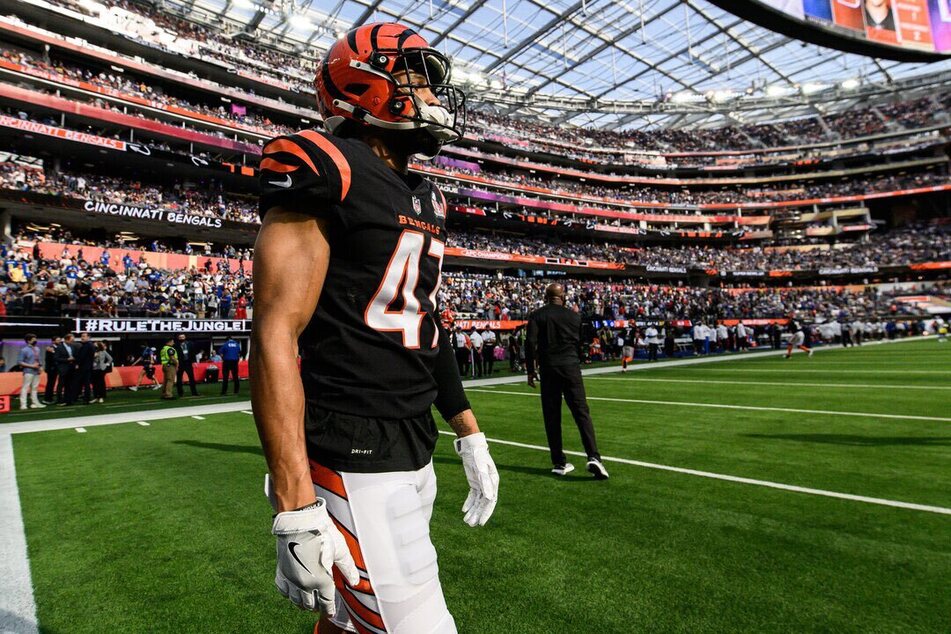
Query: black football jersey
xmin=258 ymin=129 xmax=450 ymax=424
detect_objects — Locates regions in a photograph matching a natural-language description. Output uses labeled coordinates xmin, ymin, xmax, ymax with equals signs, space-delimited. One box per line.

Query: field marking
xmin=191 ymin=416 xmax=206 ymax=421
xmin=241 ymin=410 xmax=253 ymax=415
xmin=467 ymin=389 xmax=951 ymax=422
xmin=1 ymin=401 xmax=255 ymax=436
xmin=588 ymin=377 xmax=951 ymax=391
xmin=137 ymin=422 xmax=150 ymax=427
xmin=0 ymin=435 xmax=39 ymax=634
xmin=437 ymin=431 xmax=951 ymax=516
xmin=75 ymin=427 xmax=86 ymax=433
xmin=678 ymin=369 xmax=950 ymax=375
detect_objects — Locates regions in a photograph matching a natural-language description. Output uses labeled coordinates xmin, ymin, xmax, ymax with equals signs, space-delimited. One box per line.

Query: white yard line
xmin=466 ymin=389 xmax=951 ymax=422
xmin=588 ymin=377 xmax=951 ymax=391
xmin=191 ymin=416 xmax=206 ymax=421
xmin=677 ymin=369 xmax=950 ymax=375
xmin=437 ymin=431 xmax=951 ymax=516
xmin=74 ymin=427 xmax=87 ymax=433
xmin=0 ymin=435 xmax=39 ymax=634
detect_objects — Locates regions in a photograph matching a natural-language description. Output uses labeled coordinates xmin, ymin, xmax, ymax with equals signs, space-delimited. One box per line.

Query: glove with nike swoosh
xmin=266 ymin=477 xmax=360 ymax=614
xmin=454 ymin=432 xmax=499 ymax=527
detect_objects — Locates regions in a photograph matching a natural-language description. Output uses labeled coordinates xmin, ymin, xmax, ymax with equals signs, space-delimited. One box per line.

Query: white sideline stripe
xmin=241 ymin=410 xmax=253 ymax=415
xmin=0 ymin=435 xmax=39 ymax=634
xmin=75 ymin=427 xmax=86 ymax=433
xmin=191 ymin=416 xmax=206 ymax=420
xmin=436 ymin=431 xmax=951 ymax=516
xmin=137 ymin=422 xmax=150 ymax=427
xmin=588 ymin=377 xmax=951 ymax=391
xmin=1 ymin=401 xmax=253 ymax=435
xmin=467 ymin=389 xmax=951 ymax=422
xmin=680 ymin=369 xmax=950 ymax=375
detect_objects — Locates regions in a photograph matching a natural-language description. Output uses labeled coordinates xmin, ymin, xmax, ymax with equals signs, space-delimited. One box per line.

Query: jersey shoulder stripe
xmin=297 ymin=129 xmax=352 ymax=202
xmin=262 ymin=137 xmax=320 ymax=175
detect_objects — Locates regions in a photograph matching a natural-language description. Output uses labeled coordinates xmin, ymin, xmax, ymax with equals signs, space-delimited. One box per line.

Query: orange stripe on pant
xmin=311 ymin=461 xmax=387 ymax=631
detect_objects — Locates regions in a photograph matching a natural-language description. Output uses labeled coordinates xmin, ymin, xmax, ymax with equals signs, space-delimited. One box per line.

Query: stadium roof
xmin=174 ymin=0 xmax=951 ymax=130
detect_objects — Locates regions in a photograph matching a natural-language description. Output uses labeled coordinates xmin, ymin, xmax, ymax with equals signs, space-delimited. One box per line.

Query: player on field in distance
xmin=252 ymin=23 xmax=499 ymax=634
xmin=785 ymin=318 xmax=814 ymax=359
xmin=129 ymin=344 xmax=160 ymax=391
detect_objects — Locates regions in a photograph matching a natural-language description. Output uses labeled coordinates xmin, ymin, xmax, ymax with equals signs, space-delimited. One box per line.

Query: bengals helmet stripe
xmin=314 ymin=22 xmax=466 ymax=153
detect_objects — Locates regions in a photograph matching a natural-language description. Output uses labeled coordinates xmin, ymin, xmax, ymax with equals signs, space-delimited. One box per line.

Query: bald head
xmin=544 ymin=283 xmax=565 ymax=305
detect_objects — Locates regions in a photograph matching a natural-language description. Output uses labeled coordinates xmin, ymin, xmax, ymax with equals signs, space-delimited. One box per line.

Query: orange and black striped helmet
xmin=314 ymin=22 xmax=466 ymax=150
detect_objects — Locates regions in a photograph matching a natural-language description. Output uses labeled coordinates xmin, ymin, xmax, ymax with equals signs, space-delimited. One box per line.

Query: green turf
xmin=12 ymin=338 xmax=951 ymax=633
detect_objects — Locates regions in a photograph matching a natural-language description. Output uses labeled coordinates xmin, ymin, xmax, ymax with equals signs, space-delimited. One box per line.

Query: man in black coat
xmin=43 ymin=336 xmax=61 ymax=404
xmin=525 ymin=284 xmax=609 ymax=480
xmin=67 ymin=332 xmax=94 ymax=405
xmin=53 ymin=333 xmax=76 ymax=404
xmin=174 ymin=333 xmax=200 ymax=397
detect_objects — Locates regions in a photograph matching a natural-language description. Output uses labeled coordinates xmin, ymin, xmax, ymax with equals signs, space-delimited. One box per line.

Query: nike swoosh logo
xmin=268 ymin=174 xmax=293 ymax=188
xmin=288 ymin=542 xmax=312 ymax=574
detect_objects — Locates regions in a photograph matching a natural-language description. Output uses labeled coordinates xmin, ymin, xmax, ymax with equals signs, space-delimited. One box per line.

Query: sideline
xmin=436 ymin=431 xmax=951 ymax=516
xmin=0 ymin=435 xmax=39 ymax=634
xmin=466 ymin=389 xmax=951 ymax=422
xmin=587 ymin=377 xmax=951 ymax=391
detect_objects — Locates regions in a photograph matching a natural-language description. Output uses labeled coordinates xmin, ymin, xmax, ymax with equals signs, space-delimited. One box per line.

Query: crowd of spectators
xmin=0 ymin=238 xmax=252 ymax=319
xmin=0 ymin=223 xmax=945 ymax=323
xmin=438 ymin=272 xmax=945 ymax=323
xmin=434 ymin=160 xmax=949 ymax=206
xmin=465 ymin=94 xmax=950 ymax=160
xmin=0 ymin=162 xmax=259 ymax=225
xmin=28 ymin=0 xmax=951 ymax=163
xmin=449 ymin=223 xmax=950 ymax=270
xmin=1 ymin=47 xmax=298 ymax=139
xmin=7 ymin=154 xmax=946 ymax=232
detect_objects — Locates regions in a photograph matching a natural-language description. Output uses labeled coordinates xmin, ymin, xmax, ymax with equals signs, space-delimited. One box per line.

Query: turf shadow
xmin=742 ymin=433 xmax=951 ymax=446
xmin=431 ymin=455 xmax=600 ymax=481
xmin=172 ymin=440 xmax=264 ymax=455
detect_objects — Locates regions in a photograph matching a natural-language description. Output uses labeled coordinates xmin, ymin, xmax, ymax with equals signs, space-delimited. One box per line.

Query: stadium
xmin=0 ymin=0 xmax=948 ymax=631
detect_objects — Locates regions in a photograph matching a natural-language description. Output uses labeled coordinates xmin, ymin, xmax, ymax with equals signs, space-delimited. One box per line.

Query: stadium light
xmin=290 ymin=15 xmax=313 ymax=30
xmin=841 ymin=78 xmax=861 ymax=90
xmin=801 ymin=82 xmax=829 ymax=95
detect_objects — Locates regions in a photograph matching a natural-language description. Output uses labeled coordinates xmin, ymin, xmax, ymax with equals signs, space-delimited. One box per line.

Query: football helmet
xmin=314 ymin=22 xmax=466 ymax=153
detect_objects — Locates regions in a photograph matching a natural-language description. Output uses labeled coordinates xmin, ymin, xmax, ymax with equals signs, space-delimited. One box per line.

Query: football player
xmin=785 ymin=317 xmax=813 ymax=359
xmin=252 ymin=23 xmax=499 ymax=634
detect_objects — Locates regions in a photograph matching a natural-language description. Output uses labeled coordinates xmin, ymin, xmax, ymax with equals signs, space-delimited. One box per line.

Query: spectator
xmin=18 ymin=333 xmax=44 ymax=409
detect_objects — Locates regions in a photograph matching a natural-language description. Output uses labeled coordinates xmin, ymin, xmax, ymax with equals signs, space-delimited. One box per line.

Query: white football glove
xmin=265 ymin=475 xmax=360 ymax=615
xmin=453 ymin=433 xmax=499 ymax=527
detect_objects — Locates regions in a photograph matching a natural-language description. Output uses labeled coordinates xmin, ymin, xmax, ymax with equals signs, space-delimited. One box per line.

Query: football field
xmin=5 ymin=339 xmax=950 ymax=633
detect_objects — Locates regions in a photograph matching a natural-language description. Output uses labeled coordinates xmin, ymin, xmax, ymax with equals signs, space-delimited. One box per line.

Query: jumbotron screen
xmin=762 ymin=0 xmax=951 ymax=53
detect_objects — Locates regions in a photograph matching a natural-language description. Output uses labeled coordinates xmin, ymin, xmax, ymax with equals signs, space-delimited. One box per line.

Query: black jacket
xmin=53 ymin=341 xmax=75 ymax=374
xmin=525 ymin=304 xmax=584 ymax=371
xmin=76 ymin=341 xmax=96 ymax=371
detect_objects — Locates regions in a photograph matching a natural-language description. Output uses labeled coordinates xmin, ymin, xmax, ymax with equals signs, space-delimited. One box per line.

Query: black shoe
xmin=587 ymin=459 xmax=610 ymax=480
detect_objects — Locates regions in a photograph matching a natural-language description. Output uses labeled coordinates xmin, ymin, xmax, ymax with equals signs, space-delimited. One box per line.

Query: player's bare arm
xmin=251 ymin=207 xmax=330 ymax=511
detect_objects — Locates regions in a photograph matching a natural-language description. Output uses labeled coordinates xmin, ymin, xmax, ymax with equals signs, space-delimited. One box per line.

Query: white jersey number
xmin=365 ymin=230 xmax=443 ymax=349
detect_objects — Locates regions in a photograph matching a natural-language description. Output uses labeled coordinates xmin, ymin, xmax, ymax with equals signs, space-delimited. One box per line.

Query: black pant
xmin=68 ymin=368 xmax=92 ymax=404
xmin=92 ymin=369 xmax=107 ymax=400
xmin=455 ymin=349 xmax=469 ymax=376
xmin=648 ymin=343 xmax=658 ymax=362
xmin=483 ymin=346 xmax=495 ymax=375
xmin=177 ymin=362 xmax=199 ymax=396
xmin=56 ymin=366 xmax=72 ymax=403
xmin=44 ymin=369 xmax=59 ymax=403
xmin=221 ymin=360 xmax=240 ymax=394
xmin=539 ymin=364 xmax=600 ymax=466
